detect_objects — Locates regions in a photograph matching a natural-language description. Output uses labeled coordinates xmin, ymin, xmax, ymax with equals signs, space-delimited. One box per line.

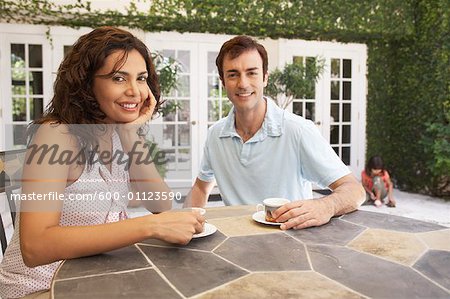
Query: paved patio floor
xmin=357 ymin=189 xmax=450 ymax=227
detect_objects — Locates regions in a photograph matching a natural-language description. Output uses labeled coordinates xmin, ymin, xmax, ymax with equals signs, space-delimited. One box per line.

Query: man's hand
xmin=272 ymin=199 xmax=334 ymax=230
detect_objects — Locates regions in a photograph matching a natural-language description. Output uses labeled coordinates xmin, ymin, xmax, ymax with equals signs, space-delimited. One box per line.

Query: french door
xmin=280 ymin=40 xmax=367 ymax=176
xmin=146 ymin=33 xmax=230 ymax=191
xmin=0 ymin=27 xmax=52 ymax=150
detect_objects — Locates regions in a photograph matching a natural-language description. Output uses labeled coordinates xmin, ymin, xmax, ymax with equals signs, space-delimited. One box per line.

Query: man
xmin=185 ymin=35 xmax=365 ymax=230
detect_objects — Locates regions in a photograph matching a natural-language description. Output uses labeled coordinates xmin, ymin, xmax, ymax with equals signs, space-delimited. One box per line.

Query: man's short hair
xmin=216 ymin=35 xmax=268 ymax=81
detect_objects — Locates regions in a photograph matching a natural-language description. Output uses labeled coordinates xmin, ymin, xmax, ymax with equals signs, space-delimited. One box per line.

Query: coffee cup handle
xmin=256 ymin=204 xmax=264 ymax=212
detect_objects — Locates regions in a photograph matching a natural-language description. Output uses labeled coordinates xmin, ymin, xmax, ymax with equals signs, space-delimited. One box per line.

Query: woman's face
xmin=93 ymin=49 xmax=149 ymax=123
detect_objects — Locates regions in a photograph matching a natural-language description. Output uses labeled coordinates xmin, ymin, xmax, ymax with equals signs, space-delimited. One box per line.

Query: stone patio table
xmin=51 ymin=205 xmax=450 ymax=298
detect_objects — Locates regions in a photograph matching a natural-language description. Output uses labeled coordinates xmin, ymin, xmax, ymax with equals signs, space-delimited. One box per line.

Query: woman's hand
xmin=133 ymin=86 xmax=157 ymax=126
xmin=147 ymin=210 xmax=205 ymax=245
xmin=117 ymin=86 xmax=157 ymax=150
xmin=121 ymin=85 xmax=156 ymax=130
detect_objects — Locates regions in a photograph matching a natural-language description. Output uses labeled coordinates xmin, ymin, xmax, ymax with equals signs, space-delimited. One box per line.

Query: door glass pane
xmin=332 ymin=147 xmax=339 ymax=156
xmin=162 ymin=49 xmax=175 ymax=58
xmin=178 ymin=50 xmax=190 ymax=72
xmin=30 ymin=71 xmax=43 ymax=95
xmin=29 ymin=44 xmax=42 ymax=68
xmin=177 ymin=149 xmax=190 ymax=170
xmin=331 ymin=81 xmax=340 ymax=100
xmin=343 ymin=59 xmax=352 ymax=78
xmin=331 ymin=59 xmax=340 ymax=78
xmin=177 ymin=100 xmax=190 ymax=122
xmin=162 ymin=100 xmax=176 ymax=121
xmin=163 ymin=124 xmax=175 ymax=147
xmin=177 ymin=75 xmax=190 ymax=97
xmin=305 ymin=102 xmax=315 ymax=120
xmin=178 ymin=124 xmax=190 ymax=146
xmin=11 ymin=69 xmax=26 ymax=95
xmin=343 ymin=81 xmax=351 ymax=100
xmin=12 ymin=98 xmax=26 ymax=121
xmin=330 ymin=125 xmax=339 ymax=144
xmin=293 ymin=102 xmax=303 ymax=116
xmin=343 ymin=104 xmax=351 ymax=121
xmin=30 ymin=98 xmax=44 ymax=120
xmin=208 ymin=75 xmax=221 ymax=97
xmin=342 ymin=125 xmax=351 ymax=143
xmin=164 ymin=149 xmax=176 ymax=171
xmin=11 ymin=44 xmax=25 ymax=64
xmin=13 ymin=125 xmax=27 ymax=146
xmin=208 ymin=99 xmax=220 ymax=122
xmin=305 ymin=57 xmax=316 ymax=98
xmin=207 ymin=52 xmax=217 ymax=73
xmin=342 ymin=147 xmax=350 ymax=165
xmin=331 ymin=103 xmax=339 ymax=122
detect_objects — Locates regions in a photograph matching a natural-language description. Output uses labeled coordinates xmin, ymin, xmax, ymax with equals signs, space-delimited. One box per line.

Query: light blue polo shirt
xmin=198 ymin=98 xmax=351 ymax=205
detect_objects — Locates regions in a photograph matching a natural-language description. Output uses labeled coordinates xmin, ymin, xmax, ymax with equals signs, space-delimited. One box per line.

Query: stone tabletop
xmin=52 ymin=206 xmax=450 ymax=298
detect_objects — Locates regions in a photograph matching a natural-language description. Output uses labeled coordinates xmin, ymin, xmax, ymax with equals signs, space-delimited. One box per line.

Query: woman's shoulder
xmin=29 ymin=122 xmax=79 ymax=153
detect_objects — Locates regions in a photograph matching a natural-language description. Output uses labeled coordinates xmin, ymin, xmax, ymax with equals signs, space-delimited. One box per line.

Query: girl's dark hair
xmin=28 ymin=27 xmax=161 ymax=165
xmin=365 ymin=156 xmax=386 ymax=176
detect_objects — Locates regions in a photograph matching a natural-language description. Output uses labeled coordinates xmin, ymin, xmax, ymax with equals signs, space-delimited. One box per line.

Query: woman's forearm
xmin=21 ymin=216 xmax=154 ymax=267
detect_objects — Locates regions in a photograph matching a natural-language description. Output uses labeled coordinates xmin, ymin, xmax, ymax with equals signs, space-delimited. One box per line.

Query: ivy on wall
xmin=1 ymin=0 xmax=448 ymax=197
xmin=1 ymin=0 xmax=415 ymax=41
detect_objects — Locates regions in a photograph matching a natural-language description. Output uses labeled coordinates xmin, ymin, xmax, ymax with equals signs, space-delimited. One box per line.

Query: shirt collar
xmin=219 ymin=97 xmax=284 ymax=138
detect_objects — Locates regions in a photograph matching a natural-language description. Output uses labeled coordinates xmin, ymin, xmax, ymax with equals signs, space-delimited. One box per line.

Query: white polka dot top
xmin=0 ymin=131 xmax=130 ymax=298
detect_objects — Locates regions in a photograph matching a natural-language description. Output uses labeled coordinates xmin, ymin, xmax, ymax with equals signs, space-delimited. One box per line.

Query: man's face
xmin=221 ymin=49 xmax=268 ymax=113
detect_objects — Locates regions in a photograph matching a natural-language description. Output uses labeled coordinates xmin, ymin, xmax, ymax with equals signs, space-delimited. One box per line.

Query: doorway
xmin=279 ymin=39 xmax=367 ymax=176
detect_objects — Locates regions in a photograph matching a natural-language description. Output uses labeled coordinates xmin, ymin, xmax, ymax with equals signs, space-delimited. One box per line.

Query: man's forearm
xmin=321 ymin=175 xmax=365 ymax=217
xmin=183 ymin=186 xmax=208 ymax=208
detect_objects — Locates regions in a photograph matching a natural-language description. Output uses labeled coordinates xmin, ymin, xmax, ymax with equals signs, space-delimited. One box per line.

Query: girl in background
xmin=361 ymin=156 xmax=396 ymax=208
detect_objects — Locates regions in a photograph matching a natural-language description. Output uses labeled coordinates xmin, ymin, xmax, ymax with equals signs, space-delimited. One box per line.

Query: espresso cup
xmin=257 ymin=198 xmax=290 ymax=222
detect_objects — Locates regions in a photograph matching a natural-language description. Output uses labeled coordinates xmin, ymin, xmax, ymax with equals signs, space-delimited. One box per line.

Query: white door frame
xmin=278 ymin=39 xmax=367 ymax=176
xmin=146 ymin=32 xmax=231 ymax=191
xmin=0 ymin=24 xmax=53 ymax=150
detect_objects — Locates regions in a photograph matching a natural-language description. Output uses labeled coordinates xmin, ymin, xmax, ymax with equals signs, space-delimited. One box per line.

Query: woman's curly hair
xmin=29 ymin=27 xmax=162 ymax=166
xmin=36 ymin=26 xmax=161 ymax=125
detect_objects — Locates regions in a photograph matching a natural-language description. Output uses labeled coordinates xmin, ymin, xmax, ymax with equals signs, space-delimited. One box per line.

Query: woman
xmin=361 ymin=156 xmax=396 ymax=208
xmin=0 ymin=27 xmax=204 ymax=298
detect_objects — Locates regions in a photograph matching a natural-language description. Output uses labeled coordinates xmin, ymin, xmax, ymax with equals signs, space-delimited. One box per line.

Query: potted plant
xmin=265 ymin=57 xmax=325 ymax=109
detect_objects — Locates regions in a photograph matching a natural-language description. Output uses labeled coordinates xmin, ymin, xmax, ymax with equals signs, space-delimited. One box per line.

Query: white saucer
xmin=192 ymin=223 xmax=217 ymax=238
xmin=252 ymin=211 xmax=282 ymax=226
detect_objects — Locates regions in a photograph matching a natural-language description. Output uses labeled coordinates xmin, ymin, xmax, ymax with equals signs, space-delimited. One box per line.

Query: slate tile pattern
xmin=56 ymin=245 xmax=151 ymax=279
xmin=53 ymin=269 xmax=181 ymax=299
xmin=413 ymin=249 xmax=450 ymax=290
xmin=53 ymin=206 xmax=450 ymax=298
xmin=138 ymin=245 xmax=247 ymax=297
